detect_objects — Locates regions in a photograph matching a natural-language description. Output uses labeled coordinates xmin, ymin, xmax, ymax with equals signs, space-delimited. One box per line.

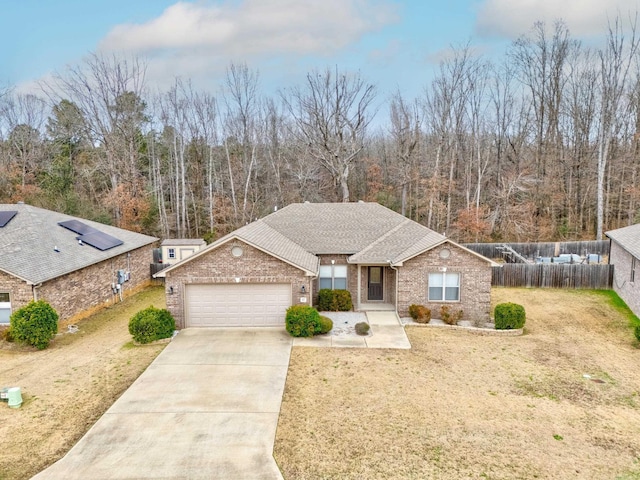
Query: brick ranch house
xmin=0 ymin=204 xmax=157 ymax=325
xmin=156 ymin=202 xmax=496 ymax=329
xmin=606 ymin=223 xmax=640 ymax=318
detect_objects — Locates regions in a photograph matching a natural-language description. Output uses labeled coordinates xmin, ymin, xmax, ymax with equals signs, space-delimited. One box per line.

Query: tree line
xmin=2 ymin=17 xmax=640 ymax=243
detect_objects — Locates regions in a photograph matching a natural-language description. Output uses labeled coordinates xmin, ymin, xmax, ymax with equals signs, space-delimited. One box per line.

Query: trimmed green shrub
xmin=355 ymin=322 xmax=370 ymax=335
xmin=494 ymin=302 xmax=526 ymax=330
xmin=634 ymin=325 xmax=640 ymax=343
xmin=286 ymin=305 xmax=321 ymax=337
xmin=408 ymin=304 xmax=431 ymax=324
xmin=129 ymin=306 xmax=176 ymax=344
xmin=10 ymin=300 xmax=59 ymax=350
xmin=317 ymin=315 xmax=334 ymax=334
xmin=317 ymin=289 xmax=353 ymax=311
xmin=440 ymin=305 xmax=463 ymax=325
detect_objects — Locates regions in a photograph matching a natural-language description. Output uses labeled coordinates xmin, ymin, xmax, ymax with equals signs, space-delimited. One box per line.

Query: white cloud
xmin=476 ymin=0 xmax=640 ymax=39
xmin=101 ymin=0 xmax=397 ymax=57
xmin=97 ymin=0 xmax=399 ymax=92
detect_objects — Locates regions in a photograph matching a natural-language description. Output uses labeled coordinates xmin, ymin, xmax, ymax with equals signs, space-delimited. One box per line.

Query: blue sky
xmin=1 ymin=0 xmax=636 ymax=100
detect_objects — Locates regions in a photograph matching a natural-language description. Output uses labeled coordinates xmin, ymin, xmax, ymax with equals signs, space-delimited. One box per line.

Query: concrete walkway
xmin=33 ymin=328 xmax=292 ymax=480
xmin=292 ymin=311 xmax=411 ymax=349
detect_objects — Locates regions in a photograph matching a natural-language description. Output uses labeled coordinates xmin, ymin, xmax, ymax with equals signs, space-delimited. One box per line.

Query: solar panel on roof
xmin=58 ymin=219 xmax=98 ymax=235
xmin=58 ymin=219 xmax=124 ymax=251
xmin=0 ymin=211 xmax=17 ymax=228
xmin=77 ymin=231 xmax=123 ymax=251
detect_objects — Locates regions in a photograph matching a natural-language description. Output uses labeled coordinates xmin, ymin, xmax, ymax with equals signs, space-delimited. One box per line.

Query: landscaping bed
xmin=0 ymin=286 xmax=167 ymax=480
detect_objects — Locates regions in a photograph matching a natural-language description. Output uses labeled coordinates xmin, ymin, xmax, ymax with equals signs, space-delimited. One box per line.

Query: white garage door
xmin=185 ymin=283 xmax=292 ymax=327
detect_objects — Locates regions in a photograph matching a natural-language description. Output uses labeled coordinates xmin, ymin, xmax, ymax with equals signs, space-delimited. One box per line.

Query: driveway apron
xmin=33 ymin=328 xmax=292 ymax=480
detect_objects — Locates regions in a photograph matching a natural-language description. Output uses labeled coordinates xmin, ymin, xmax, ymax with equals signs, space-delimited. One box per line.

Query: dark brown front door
xmin=368 ymin=266 xmax=383 ymax=300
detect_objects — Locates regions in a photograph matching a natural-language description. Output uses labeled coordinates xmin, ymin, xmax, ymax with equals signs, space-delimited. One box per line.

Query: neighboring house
xmin=160 ymin=239 xmax=206 ymax=266
xmin=156 ymin=202 xmax=496 ymax=328
xmin=0 ymin=203 xmax=158 ymax=325
xmin=606 ymin=223 xmax=640 ymax=317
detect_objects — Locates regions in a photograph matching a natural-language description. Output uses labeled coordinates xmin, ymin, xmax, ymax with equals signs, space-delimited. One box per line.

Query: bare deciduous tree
xmin=388 ymin=90 xmax=422 ymax=216
xmin=595 ymin=15 xmax=640 ymax=239
xmin=282 ymin=67 xmax=376 ymax=202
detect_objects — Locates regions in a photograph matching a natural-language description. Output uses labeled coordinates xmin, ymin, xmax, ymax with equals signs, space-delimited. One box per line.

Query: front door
xmin=368 ymin=266 xmax=384 ymax=301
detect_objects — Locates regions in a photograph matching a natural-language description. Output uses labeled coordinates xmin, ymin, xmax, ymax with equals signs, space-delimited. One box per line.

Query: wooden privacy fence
xmin=492 ymin=264 xmax=614 ymax=289
xmin=150 ymin=263 xmax=167 ymax=284
xmin=465 ymin=240 xmax=610 ymax=260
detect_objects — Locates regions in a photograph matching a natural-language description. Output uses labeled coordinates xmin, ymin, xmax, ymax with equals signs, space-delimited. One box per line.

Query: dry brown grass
xmin=0 ymin=286 xmax=167 ymax=480
xmin=274 ymin=288 xmax=640 ymax=479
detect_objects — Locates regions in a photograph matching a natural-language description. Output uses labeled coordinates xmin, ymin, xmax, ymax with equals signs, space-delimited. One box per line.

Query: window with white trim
xmin=319 ymin=265 xmax=348 ymax=290
xmin=0 ymin=292 xmax=11 ymax=324
xmin=168 ymin=248 xmax=176 ymax=259
xmin=428 ymin=272 xmax=460 ymax=301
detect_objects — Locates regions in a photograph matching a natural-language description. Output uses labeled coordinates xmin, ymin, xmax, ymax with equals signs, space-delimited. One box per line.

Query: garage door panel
xmin=185 ymin=284 xmax=292 ymax=327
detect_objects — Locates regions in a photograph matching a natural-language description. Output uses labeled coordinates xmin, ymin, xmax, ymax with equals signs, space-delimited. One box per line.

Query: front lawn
xmin=274 ymin=288 xmax=640 ymax=479
xmin=0 ymin=286 xmax=167 ymax=480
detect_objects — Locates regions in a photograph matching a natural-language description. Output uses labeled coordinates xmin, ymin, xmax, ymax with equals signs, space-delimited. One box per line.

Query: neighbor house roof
xmin=606 ymin=223 xmax=640 ymax=260
xmin=0 ymin=203 xmax=158 ymax=284
xmin=157 ymin=202 xmax=493 ymax=277
xmin=161 ymin=239 xmax=206 ymax=246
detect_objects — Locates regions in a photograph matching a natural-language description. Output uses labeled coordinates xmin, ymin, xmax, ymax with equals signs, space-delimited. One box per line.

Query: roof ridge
xmin=349 ymin=218 xmax=413 ymax=262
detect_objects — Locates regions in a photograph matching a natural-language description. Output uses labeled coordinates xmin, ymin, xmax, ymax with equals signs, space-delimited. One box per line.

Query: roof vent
xmin=16 ymin=201 xmax=24 ymax=205
xmin=304 ymin=201 xmax=310 ymax=204
xmin=358 ymin=200 xmax=364 ymax=203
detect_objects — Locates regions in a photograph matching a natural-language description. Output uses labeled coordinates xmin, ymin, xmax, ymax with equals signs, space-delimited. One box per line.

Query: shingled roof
xmin=0 ymin=204 xmax=157 ymax=284
xmin=156 ymin=202 xmax=460 ymax=277
xmin=606 ymin=223 xmax=640 ymax=259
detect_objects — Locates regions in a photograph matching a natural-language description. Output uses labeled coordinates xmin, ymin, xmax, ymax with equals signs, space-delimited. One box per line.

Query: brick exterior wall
xmin=38 ymin=245 xmax=154 ymax=323
xmin=0 ymin=245 xmax=154 ymax=325
xmin=164 ymin=240 xmax=311 ymax=328
xmin=0 ymin=270 xmax=33 ymax=324
xmin=160 ymin=240 xmax=492 ymax=326
xmin=610 ymin=241 xmax=640 ymax=318
xmin=398 ymin=243 xmax=492 ymax=323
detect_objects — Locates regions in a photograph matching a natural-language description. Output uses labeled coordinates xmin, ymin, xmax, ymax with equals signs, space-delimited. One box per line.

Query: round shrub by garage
xmin=494 ymin=302 xmax=526 ymax=330
xmin=285 ymin=305 xmax=321 ymax=337
xmin=129 ymin=306 xmax=176 ymax=344
xmin=10 ymin=300 xmax=59 ymax=350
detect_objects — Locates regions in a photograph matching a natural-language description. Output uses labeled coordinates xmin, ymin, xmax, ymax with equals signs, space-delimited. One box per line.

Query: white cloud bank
xmin=102 ymin=0 xmax=396 ymax=55
xmin=98 ymin=0 xmax=398 ymax=89
xmin=476 ymin=0 xmax=640 ymax=39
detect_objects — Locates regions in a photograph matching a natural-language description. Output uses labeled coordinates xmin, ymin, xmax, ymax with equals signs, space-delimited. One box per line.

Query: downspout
xmin=356 ymin=264 xmax=361 ymax=311
xmin=309 ymin=274 xmax=318 ymax=307
xmin=388 ymin=261 xmax=399 ymax=314
xmin=31 ymin=283 xmax=42 ymax=301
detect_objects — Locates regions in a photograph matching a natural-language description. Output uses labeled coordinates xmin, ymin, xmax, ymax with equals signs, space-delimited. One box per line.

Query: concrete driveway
xmin=33 ymin=328 xmax=292 ymax=480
